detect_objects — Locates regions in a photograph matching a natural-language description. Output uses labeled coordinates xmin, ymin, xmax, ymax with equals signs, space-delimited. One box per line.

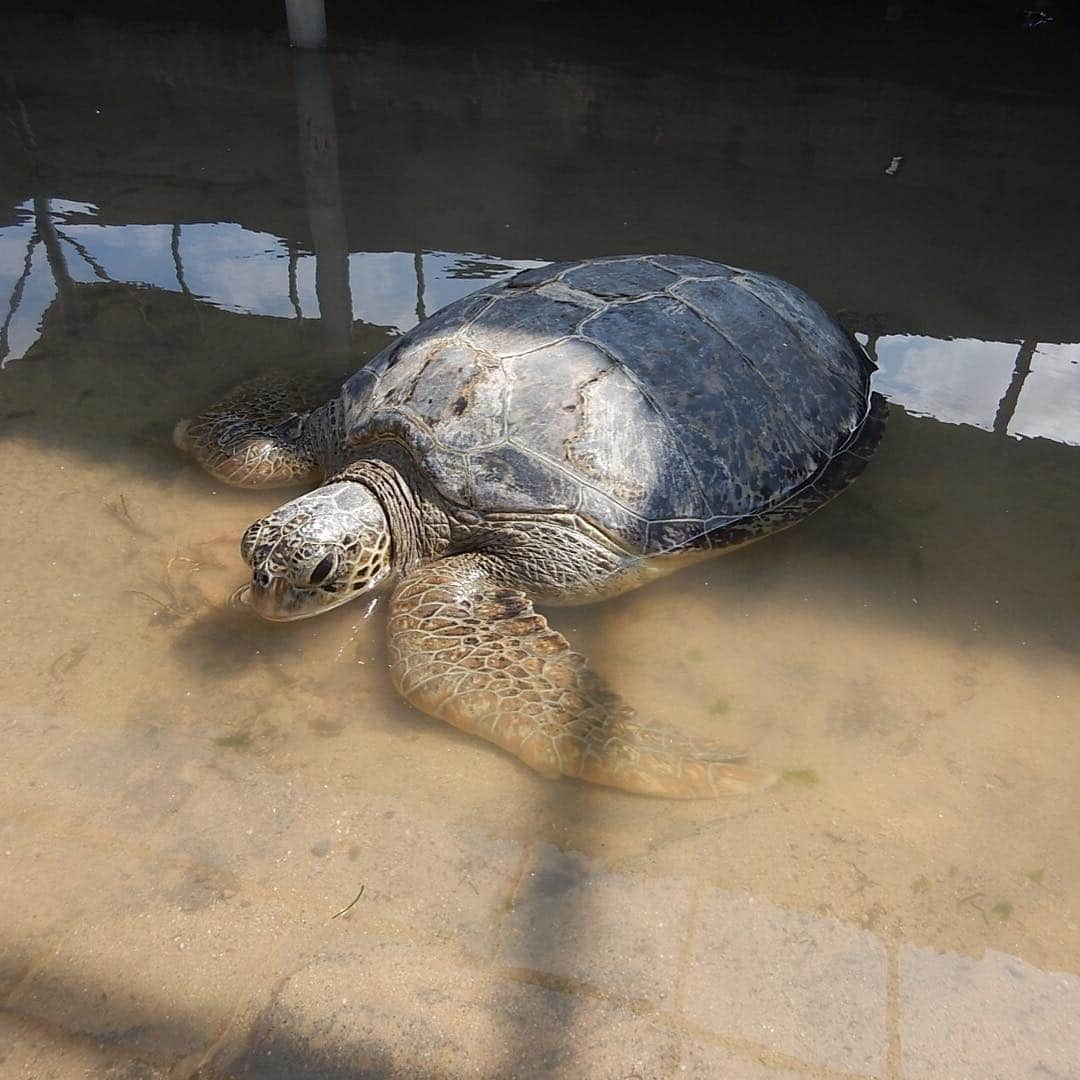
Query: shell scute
xmin=648 ymin=254 xmax=739 ymax=278
xmin=468 ymin=442 xmax=584 ymax=514
xmin=581 ymin=294 xmax=820 ymax=520
xmin=503 ymin=335 xmax=707 ymax=526
xmin=726 ymin=271 xmax=867 ymax=396
xmin=671 ymin=277 xmax=864 ymax=448
xmin=406 ymin=344 xmax=506 ymax=451
xmin=463 ymin=291 xmax=592 ymax=356
xmin=401 ymin=291 xmax=496 ymax=345
xmin=561 ymin=258 xmax=678 ymax=299
xmin=506 ymin=262 xmax=582 ymax=288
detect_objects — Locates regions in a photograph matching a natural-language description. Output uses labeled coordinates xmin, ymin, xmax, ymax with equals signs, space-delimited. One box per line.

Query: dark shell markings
xmin=341 ymin=254 xmax=879 ymax=555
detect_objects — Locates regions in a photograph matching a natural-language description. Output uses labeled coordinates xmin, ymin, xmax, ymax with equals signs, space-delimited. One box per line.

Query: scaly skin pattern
xmin=387 ymin=553 xmax=776 ymax=798
xmin=173 ymin=371 xmax=337 ymax=488
xmin=239 ymin=481 xmax=393 ymax=620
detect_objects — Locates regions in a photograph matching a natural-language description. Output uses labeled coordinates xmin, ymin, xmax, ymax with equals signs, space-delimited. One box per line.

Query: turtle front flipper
xmin=387 ymin=555 xmax=776 ymax=798
xmin=175 ymin=372 xmax=335 ymax=489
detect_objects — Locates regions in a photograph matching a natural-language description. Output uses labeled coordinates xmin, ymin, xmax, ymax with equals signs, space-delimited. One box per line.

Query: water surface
xmin=2 ymin=7 xmax=1078 ymax=1076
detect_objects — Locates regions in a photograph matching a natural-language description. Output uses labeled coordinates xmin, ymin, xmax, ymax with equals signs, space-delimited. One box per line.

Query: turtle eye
xmin=307 ymin=552 xmax=337 ymax=586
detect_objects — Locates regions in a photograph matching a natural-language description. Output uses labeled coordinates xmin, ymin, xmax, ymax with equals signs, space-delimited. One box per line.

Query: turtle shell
xmin=339 ymin=255 xmax=875 ymax=555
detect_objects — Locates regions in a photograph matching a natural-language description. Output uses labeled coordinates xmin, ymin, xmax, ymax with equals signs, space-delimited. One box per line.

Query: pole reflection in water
xmin=0 ymin=226 xmax=37 ymax=368
xmin=32 ymin=196 xmax=74 ymax=328
xmin=285 ymin=0 xmax=328 ymax=50
xmin=292 ymin=44 xmax=353 ymax=362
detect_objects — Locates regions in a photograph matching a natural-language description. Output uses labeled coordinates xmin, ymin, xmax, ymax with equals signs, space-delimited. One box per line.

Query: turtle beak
xmin=243 ymin=576 xmax=345 ymax=621
xmin=247 ymin=577 xmax=299 ymax=621
xmin=230 ymin=584 xmax=253 ymax=610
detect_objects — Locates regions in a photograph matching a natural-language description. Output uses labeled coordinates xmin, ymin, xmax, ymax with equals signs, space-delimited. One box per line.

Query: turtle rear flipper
xmin=387 ymin=554 xmax=776 ymax=798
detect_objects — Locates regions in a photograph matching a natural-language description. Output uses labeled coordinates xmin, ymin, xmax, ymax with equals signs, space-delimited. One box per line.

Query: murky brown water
xmin=2 ymin=6 xmax=1079 ymax=1077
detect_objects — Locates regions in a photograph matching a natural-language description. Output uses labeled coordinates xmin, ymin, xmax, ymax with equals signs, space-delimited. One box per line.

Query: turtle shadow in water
xmin=163 ymin=589 xmax=438 ymax=735
xmin=167 ymin=602 xmax=310 ymax=683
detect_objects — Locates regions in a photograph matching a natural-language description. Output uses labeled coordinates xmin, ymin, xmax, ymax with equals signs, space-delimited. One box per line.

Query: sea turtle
xmin=175 ymin=255 xmax=884 ymax=798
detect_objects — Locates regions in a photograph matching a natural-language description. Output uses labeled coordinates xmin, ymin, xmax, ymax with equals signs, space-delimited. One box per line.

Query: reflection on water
xmin=5 ymin=205 xmax=1077 ymax=446
xmin=1010 ymin=343 xmax=1080 ymax=444
xmin=869 ymin=334 xmax=1080 ymax=445
xmin=2 ymin=5 xmax=1079 ymax=1075
xmin=0 ymin=202 xmax=543 ymax=358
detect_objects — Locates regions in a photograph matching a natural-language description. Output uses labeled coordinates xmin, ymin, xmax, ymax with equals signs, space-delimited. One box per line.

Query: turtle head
xmin=238 ymin=481 xmax=392 ymax=621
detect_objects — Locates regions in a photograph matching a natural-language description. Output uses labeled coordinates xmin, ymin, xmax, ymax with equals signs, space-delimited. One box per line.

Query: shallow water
xmin=2 ymin=6 xmax=1079 ymax=1077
